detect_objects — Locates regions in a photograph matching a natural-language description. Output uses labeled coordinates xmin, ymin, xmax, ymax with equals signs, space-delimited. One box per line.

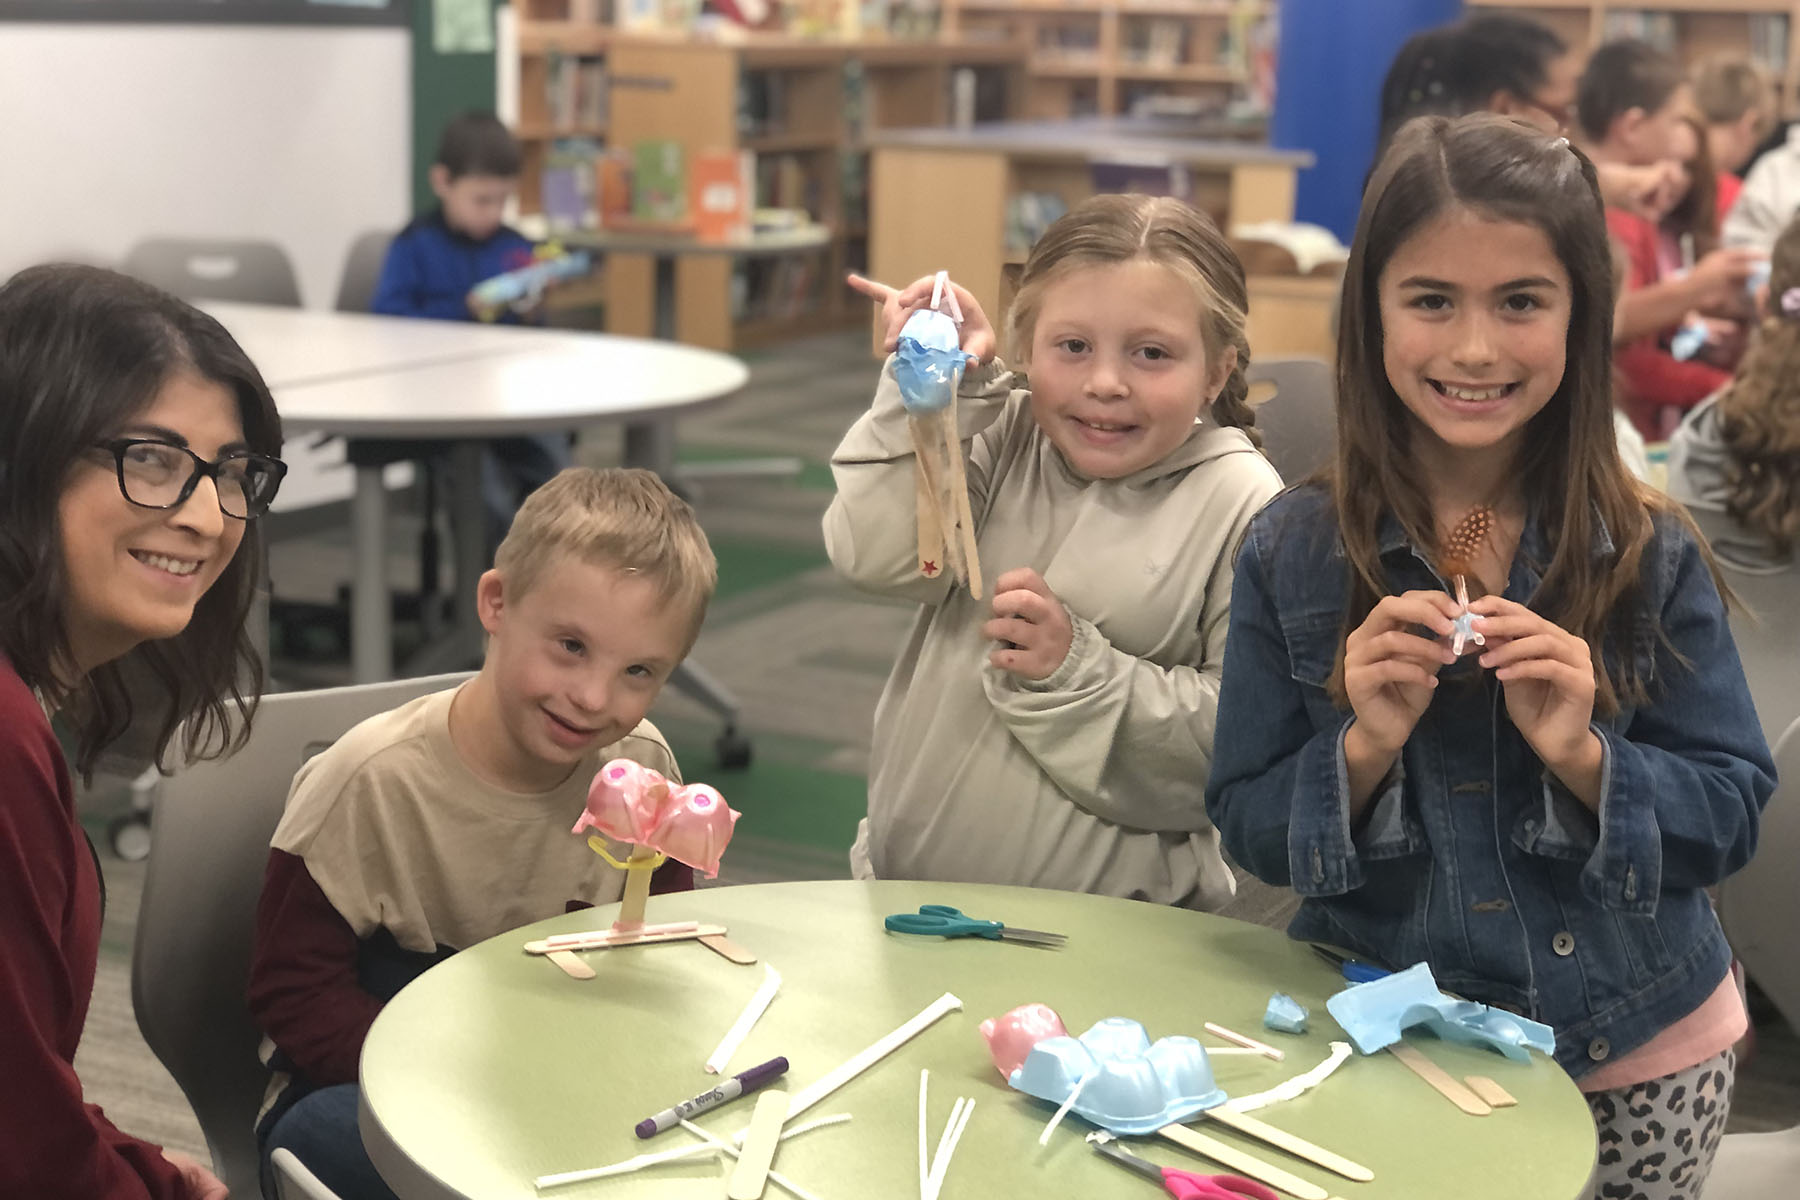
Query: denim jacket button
xmin=1552 ymin=931 xmax=1576 ymax=956
xmin=1587 ymin=1037 xmax=1611 ymax=1061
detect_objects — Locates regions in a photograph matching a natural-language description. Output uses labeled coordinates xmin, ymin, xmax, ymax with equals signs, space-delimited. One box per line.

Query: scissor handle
xmin=1163 ymin=1170 xmax=1281 ymax=1200
xmin=883 ymin=905 xmax=1002 ymax=939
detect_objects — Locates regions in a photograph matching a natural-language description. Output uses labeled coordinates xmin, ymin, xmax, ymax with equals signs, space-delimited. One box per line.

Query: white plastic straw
xmin=778 ymin=992 xmax=963 ymax=1126
xmin=706 ymin=964 xmax=782 ymax=1074
xmin=925 ymin=1097 xmax=974 ymax=1200
xmin=1038 ymin=1069 xmax=1092 ymax=1147
xmin=534 ymin=1142 xmax=717 ymax=1189
xmin=918 ymin=1070 xmax=930 ymax=1199
xmin=1225 ymin=1041 xmax=1354 ymax=1114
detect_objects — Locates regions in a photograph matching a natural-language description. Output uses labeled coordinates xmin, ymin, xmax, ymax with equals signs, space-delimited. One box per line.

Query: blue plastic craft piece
xmin=1670 ymin=318 xmax=1709 ymax=363
xmin=1263 ymin=993 xmax=1309 ymax=1035
xmin=893 ymin=309 xmax=965 ymax=415
xmin=468 ymin=251 xmax=593 ymax=318
xmin=1325 ymin=962 xmax=1556 ymax=1062
xmin=1008 ymin=1018 xmax=1227 ymax=1136
xmin=1747 ymin=258 xmax=1773 ymax=298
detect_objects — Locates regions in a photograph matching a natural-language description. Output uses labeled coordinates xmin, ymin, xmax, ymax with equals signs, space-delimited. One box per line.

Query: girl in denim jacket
xmin=1206 ymin=115 xmax=1776 ymax=1200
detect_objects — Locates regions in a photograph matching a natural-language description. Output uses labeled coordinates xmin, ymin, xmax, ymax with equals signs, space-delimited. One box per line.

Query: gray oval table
xmin=358 ymin=880 xmax=1597 ymax=1199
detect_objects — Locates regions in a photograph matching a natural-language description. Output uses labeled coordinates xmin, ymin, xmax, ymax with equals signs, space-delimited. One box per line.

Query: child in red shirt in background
xmin=1579 ymin=39 xmax=1764 ymax=439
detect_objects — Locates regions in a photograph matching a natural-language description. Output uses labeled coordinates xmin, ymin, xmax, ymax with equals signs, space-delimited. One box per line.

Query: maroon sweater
xmin=0 ymin=662 xmax=187 ymax=1198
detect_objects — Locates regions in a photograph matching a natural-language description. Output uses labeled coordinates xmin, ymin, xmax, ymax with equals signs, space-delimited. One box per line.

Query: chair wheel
xmin=109 ymin=813 xmax=153 ymax=862
xmin=715 ymin=729 xmax=753 ymax=770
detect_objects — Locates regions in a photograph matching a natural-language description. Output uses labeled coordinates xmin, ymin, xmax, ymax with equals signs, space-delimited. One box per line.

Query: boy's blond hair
xmin=1693 ymin=57 xmax=1772 ymax=129
xmin=494 ymin=467 xmax=717 ymax=640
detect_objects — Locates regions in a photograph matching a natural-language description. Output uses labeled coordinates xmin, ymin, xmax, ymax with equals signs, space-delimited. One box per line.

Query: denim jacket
xmin=1205 ymin=485 xmax=1775 ymax=1079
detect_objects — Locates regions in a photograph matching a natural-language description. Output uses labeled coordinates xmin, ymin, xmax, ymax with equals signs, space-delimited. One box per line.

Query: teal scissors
xmin=883 ymin=904 xmax=1066 ymax=948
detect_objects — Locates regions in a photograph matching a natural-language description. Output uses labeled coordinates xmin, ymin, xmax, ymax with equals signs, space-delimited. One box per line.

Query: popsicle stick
xmin=1159 ymin=1123 xmax=1329 ymax=1200
xmin=543 ymin=950 xmax=595 ymax=980
xmin=728 ymin=1090 xmax=790 ymax=1199
xmin=615 ymin=846 xmax=661 ymax=930
xmin=1387 ymin=1044 xmax=1491 ymax=1115
xmin=1202 ymin=1108 xmax=1374 ymax=1182
xmin=940 ymin=398 xmax=984 ymax=600
xmin=1464 ymin=1076 xmax=1518 ymax=1108
xmin=909 ymin=421 xmax=944 ymax=578
xmin=541 ymin=921 xmax=700 ymax=949
xmin=910 ymin=417 xmax=961 ymax=578
xmin=1204 ymin=1022 xmax=1286 ymax=1061
xmin=524 ymin=923 xmax=721 ymax=956
xmin=780 ymin=992 xmax=964 ymax=1127
xmin=698 ymin=933 xmax=758 ymax=965
xmin=680 ymin=1119 xmax=829 ymax=1200
xmin=706 ymin=964 xmax=783 ymax=1075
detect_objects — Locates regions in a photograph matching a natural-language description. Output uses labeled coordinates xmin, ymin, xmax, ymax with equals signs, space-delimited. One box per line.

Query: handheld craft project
xmin=1325 ymin=961 xmax=1556 ymax=1062
xmin=523 ymin=758 xmax=744 ymax=975
xmin=894 ymin=272 xmax=983 ymax=598
xmin=467 ymin=246 xmax=593 ymax=322
xmin=1441 ymin=506 xmax=1494 ymax=657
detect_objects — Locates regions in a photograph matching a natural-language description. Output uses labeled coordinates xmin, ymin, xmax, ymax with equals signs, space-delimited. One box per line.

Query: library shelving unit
xmin=510 ymin=10 xmax=1028 ymax=350
xmin=1470 ymin=1 xmax=1800 ymax=111
xmin=940 ymin=0 xmax=1271 ymax=119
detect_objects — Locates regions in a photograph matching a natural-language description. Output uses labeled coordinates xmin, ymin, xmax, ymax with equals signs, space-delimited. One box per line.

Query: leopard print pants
xmin=1587 ymin=1048 xmax=1735 ymax=1200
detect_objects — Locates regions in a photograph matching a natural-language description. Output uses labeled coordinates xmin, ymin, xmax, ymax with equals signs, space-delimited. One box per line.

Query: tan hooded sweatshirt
xmin=824 ymin=358 xmax=1281 ymax=909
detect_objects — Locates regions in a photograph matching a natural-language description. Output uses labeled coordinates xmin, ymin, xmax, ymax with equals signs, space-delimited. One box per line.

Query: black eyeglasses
xmin=95 ymin=438 xmax=287 ymax=520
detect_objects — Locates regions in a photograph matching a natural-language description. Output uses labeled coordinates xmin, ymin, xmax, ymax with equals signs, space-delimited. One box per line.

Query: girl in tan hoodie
xmin=827 ymin=194 xmax=1282 ymax=909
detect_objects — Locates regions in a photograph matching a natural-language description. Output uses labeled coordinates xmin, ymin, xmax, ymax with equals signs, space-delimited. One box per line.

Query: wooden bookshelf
xmin=1471 ymin=1 xmax=1800 ymax=115
xmin=510 ymin=30 xmax=1027 ymax=349
xmin=942 ymin=0 xmax=1270 ymax=118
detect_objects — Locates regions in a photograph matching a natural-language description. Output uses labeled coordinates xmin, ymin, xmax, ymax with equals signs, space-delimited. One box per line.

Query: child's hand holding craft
xmin=847 ymin=272 xmax=996 ymax=363
xmin=983 ymin=568 xmax=1074 ymax=681
xmin=1343 ymin=591 xmax=1461 ymax=756
xmin=1466 ymin=596 xmax=1601 ymax=800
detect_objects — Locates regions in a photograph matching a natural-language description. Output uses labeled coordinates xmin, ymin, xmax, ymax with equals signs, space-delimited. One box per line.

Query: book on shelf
xmin=691 ymin=149 xmax=756 ymax=242
xmin=632 ymin=139 xmax=689 ymax=224
xmin=544 ymin=54 xmax=608 ymax=132
xmin=1749 ymin=14 xmax=1790 ymax=76
xmin=541 ymin=142 xmax=600 ymax=232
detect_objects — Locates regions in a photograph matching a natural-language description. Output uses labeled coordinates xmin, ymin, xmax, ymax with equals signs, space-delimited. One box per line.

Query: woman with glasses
xmin=0 ymin=263 xmax=284 ymax=1198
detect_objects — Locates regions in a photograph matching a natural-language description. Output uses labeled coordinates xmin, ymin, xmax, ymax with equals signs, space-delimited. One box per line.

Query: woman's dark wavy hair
xmin=1333 ymin=114 xmax=1716 ymax=716
xmin=0 ymin=263 xmax=283 ymax=776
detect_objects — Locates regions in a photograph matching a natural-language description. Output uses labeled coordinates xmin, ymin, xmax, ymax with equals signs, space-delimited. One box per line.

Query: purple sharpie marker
xmin=634 ymin=1056 xmax=789 ymax=1138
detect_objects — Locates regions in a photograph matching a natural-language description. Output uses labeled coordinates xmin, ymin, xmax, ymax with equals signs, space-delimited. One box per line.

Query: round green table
xmin=358 ymin=880 xmax=1597 ymax=1199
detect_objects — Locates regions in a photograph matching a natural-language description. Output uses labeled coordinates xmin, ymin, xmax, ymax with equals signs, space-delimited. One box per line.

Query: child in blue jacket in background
xmin=372 ymin=110 xmax=568 ymax=545
xmin=1206 ymin=114 xmax=1775 ymax=1200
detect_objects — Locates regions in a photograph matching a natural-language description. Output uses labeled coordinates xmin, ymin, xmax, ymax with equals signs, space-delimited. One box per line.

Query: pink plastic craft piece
xmin=647 ymin=783 xmax=741 ymax=879
xmin=979 ymin=1003 xmax=1070 ymax=1079
xmin=573 ymin=759 xmax=669 ymax=843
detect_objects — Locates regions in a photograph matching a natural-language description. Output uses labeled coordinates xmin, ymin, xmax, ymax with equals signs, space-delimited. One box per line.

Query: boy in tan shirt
xmin=248 ymin=468 xmax=716 ymax=1200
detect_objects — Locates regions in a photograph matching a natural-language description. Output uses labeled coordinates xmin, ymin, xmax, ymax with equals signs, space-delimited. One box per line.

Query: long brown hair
xmin=1004 ymin=193 xmax=1258 ymax=444
xmin=1334 ymin=114 xmax=1702 ymax=714
xmin=0 ymin=264 xmax=283 ymax=776
xmin=1714 ymin=215 xmax=1800 ymax=555
xmin=1666 ymin=114 xmax=1719 ymax=257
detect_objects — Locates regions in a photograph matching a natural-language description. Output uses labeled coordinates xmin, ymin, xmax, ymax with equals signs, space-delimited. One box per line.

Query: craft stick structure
xmin=523 ymin=758 xmax=745 ymax=974
xmin=894 ymin=273 xmax=983 ymax=598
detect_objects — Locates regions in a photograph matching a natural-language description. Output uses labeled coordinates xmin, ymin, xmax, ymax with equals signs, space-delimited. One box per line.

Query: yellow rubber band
xmin=586 ymin=836 xmax=666 ymax=871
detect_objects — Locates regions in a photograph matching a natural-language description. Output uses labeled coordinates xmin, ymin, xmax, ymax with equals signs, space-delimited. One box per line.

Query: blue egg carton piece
xmin=1264 ymin=992 xmax=1309 ymax=1035
xmin=894 ymin=309 xmax=964 ymax=415
xmin=1007 ymin=1017 xmax=1227 ymax=1136
xmin=1325 ymin=962 xmax=1556 ymax=1062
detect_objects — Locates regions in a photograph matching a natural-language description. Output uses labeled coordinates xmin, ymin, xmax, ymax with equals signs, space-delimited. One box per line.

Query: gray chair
xmin=271 ymin=1147 xmax=345 ymax=1200
xmin=1705 ymin=1124 xmax=1800 ymax=1199
xmin=334 ymin=231 xmax=392 ymax=314
xmin=1720 ymin=717 xmax=1800 ymax=1038
xmin=130 ymin=672 xmax=471 ymax=1197
xmin=1246 ymin=356 xmax=1335 ymax=484
xmin=1688 ymin=507 xmax=1800 ymax=747
xmin=121 ymin=238 xmax=302 ymax=307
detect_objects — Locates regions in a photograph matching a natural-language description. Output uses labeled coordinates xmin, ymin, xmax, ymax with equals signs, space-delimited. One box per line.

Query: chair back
xmin=1720 ymin=717 xmax=1800 ymax=1037
xmin=121 ymin=238 xmax=303 ymax=307
xmin=1707 ymin=1125 xmax=1800 ymax=1199
xmin=334 ymin=231 xmax=393 ymax=313
xmin=1687 ymin=506 xmax=1800 ymax=745
xmin=1246 ymin=356 xmax=1335 ymax=484
xmin=270 ymin=1147 xmax=345 ymax=1200
xmin=130 ymin=673 xmax=470 ymax=1195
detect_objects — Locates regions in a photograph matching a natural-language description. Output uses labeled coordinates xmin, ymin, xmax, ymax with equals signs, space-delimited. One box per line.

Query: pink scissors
xmin=1092 ymin=1137 xmax=1282 ymax=1200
